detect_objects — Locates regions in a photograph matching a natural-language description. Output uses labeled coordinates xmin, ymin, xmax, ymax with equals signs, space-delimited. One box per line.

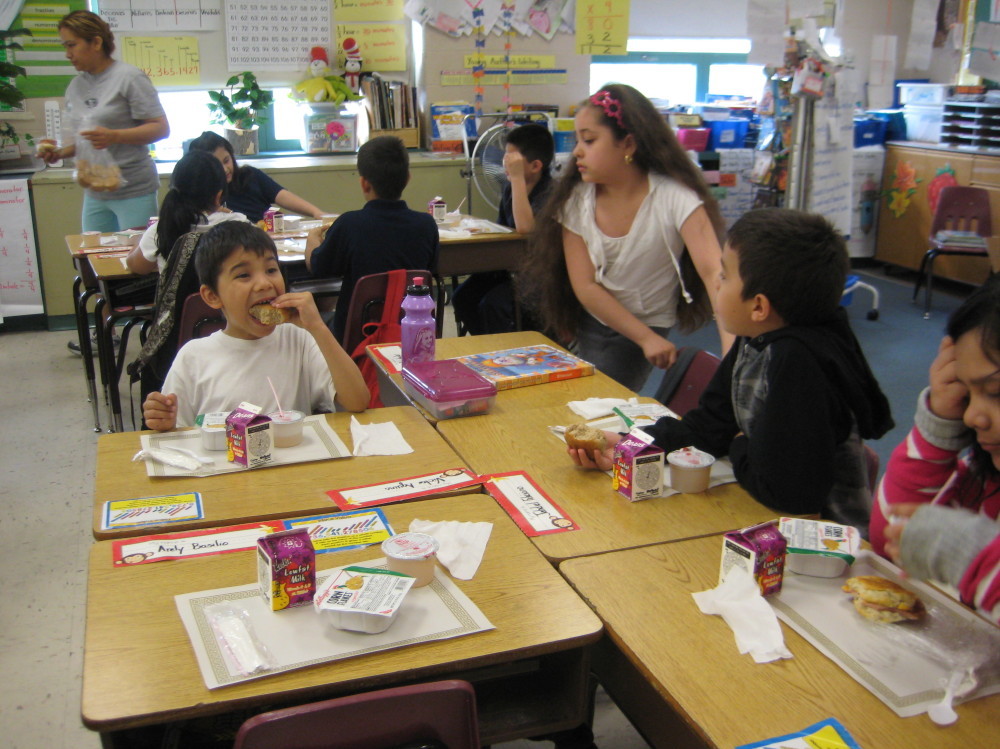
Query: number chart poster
xmin=121 ymin=36 xmax=201 ymax=86
xmin=226 ymin=0 xmax=331 ymax=71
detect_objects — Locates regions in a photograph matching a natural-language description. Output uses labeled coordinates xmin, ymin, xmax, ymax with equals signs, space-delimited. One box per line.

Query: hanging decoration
xmin=470 ymin=1 xmax=486 ymax=118
xmin=501 ymin=1 xmax=515 ymax=113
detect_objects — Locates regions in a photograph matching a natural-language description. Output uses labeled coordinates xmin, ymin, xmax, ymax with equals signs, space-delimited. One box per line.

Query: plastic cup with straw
xmin=266 ymin=376 xmax=304 ymax=447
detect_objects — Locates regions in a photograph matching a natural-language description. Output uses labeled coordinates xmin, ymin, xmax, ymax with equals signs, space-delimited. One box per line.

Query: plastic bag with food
xmin=74 ymin=118 xmax=125 ymax=192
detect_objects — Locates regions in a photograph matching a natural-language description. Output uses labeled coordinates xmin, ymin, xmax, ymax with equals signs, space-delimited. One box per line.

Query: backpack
xmin=348 ymin=269 xmax=409 ymax=409
xmin=126 ymin=231 xmax=203 ymax=397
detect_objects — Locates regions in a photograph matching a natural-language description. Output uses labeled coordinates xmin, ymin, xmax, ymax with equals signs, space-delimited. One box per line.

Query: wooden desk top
xmin=374 ymin=331 xmax=637 ymax=421
xmin=561 ymin=536 xmax=1000 ymax=748
xmin=436 ymin=402 xmax=779 ymax=563
xmin=83 ymin=493 xmax=603 ymax=732
xmin=88 ymin=251 xmax=133 ymax=280
xmin=93 ymin=407 xmax=472 ymax=539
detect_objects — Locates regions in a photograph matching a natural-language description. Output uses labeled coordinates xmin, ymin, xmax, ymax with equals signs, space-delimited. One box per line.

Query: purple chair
xmin=176 ymin=292 xmax=225 ymax=348
xmin=232 ymin=679 xmax=479 ymax=749
xmin=654 ymin=347 xmax=722 ymax=417
xmin=915 ymin=185 xmax=993 ymax=318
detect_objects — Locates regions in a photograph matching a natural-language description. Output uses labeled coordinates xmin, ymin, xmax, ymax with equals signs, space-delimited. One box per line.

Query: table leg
xmin=92 ymin=297 xmax=117 ymax=433
xmin=74 ymin=276 xmax=102 ymax=432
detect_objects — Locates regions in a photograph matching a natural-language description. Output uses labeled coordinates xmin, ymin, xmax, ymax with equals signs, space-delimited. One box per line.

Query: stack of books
xmin=934 ymin=229 xmax=988 ymax=247
xmin=360 ymin=73 xmax=418 ymax=132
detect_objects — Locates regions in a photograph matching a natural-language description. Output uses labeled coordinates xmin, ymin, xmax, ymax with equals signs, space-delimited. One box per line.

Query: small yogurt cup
xmin=667 ymin=446 xmax=715 ymax=494
xmin=199 ymin=411 xmax=230 ymax=451
xmin=81 ymin=231 xmax=101 ymax=248
xmin=267 ymin=410 xmax=305 ymax=447
xmin=381 ymin=532 xmax=440 ymax=587
xmin=282 ymin=215 xmax=301 ymax=232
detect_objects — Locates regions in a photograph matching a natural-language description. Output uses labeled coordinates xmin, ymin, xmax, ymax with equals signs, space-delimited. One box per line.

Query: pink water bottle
xmin=400 ymin=276 xmax=436 ymax=366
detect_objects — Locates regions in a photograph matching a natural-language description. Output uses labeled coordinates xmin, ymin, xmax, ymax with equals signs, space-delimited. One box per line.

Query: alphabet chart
xmin=0 ymin=179 xmax=43 ymax=320
xmin=225 ymin=0 xmax=331 ymax=70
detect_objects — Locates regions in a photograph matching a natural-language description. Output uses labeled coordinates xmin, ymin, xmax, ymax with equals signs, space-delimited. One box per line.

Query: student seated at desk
xmin=304 ymin=135 xmax=439 ymax=345
xmin=142 ymin=222 xmax=369 ymax=430
xmin=452 ymin=123 xmax=554 ymax=334
xmin=569 ymin=208 xmax=894 ymax=530
xmin=872 ymin=277 xmax=1000 ymax=624
xmin=188 ymin=131 xmax=325 ymax=223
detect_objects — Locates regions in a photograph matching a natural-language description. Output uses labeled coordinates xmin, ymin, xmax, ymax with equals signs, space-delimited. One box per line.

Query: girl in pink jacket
xmin=871 ymin=277 xmax=1000 ymax=624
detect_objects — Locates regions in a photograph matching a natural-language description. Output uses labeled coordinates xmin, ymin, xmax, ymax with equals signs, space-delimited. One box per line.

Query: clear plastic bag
xmin=204 ymin=602 xmax=274 ymax=676
xmin=74 ymin=116 xmax=125 ymax=192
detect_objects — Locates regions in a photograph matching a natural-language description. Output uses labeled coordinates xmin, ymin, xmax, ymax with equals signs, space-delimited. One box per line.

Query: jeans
xmin=82 ymin=191 xmax=158 ymax=232
xmin=572 ymin=313 xmax=671 ymax=392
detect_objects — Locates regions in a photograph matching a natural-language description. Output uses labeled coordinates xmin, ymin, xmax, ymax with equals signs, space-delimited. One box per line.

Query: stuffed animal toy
xmin=343 ymin=37 xmax=362 ymax=94
xmin=293 ymin=47 xmax=341 ymax=103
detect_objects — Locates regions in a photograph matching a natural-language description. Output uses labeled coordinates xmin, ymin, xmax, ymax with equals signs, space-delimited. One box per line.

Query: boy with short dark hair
xmin=453 ymin=122 xmax=554 ymax=335
xmin=304 ymin=135 xmax=439 ymax=344
xmin=142 ymin=223 xmax=369 ymax=430
xmin=570 ymin=208 xmax=894 ymax=529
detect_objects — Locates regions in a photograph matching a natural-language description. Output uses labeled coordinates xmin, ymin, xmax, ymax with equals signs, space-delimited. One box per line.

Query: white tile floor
xmin=0 ymin=327 xmax=649 ymax=749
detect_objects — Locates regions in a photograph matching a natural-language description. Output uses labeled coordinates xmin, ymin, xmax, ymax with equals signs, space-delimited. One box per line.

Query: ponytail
xmin=153 ymin=151 xmax=227 ymax=260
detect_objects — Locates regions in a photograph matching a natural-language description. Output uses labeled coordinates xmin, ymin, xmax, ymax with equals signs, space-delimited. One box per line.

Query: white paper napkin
xmin=568 ymin=397 xmax=637 ymax=420
xmin=350 ymin=416 xmax=413 ymax=457
xmin=409 ymin=518 xmax=493 ymax=580
xmin=692 ymin=567 xmax=793 ymax=664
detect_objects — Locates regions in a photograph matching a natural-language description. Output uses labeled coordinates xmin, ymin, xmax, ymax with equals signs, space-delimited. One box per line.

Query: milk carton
xmin=720 ymin=520 xmax=787 ymax=596
xmin=257 ymin=528 xmax=316 ymax=611
xmin=226 ymin=402 xmax=273 ymax=468
xmin=612 ymin=428 xmax=664 ymax=502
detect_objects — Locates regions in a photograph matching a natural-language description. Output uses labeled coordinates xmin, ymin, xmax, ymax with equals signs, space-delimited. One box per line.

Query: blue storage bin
xmin=709 ymin=119 xmax=749 ymax=150
xmin=853 ymin=118 xmax=887 ymax=148
xmin=868 ymin=110 xmax=907 ymax=142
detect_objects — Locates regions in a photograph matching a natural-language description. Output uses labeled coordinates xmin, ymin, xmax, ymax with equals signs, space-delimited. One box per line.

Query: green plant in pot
xmin=0 ymin=28 xmax=35 ymax=159
xmin=207 ymin=72 xmax=274 ymax=155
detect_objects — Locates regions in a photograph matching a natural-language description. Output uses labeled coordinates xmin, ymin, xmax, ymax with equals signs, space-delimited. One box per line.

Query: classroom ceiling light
xmin=627 ymin=38 xmax=752 ymax=54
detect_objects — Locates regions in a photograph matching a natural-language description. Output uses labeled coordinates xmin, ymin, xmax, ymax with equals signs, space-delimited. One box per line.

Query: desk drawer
xmin=972 ymin=155 xmax=1000 ymax=187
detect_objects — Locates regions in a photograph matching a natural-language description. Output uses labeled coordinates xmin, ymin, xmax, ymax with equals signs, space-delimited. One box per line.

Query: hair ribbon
xmin=590 ymin=90 xmax=625 ymax=130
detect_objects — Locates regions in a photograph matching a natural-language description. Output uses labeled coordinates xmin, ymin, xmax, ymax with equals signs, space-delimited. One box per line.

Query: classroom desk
xmin=93 ymin=406 xmax=472 ymax=540
xmin=82 ymin=493 xmax=603 ymax=746
xmin=560 ymin=536 xmax=1000 ymax=749
xmin=436 ymin=400 xmax=781 ymax=563
xmin=373 ymin=330 xmax=636 ymax=416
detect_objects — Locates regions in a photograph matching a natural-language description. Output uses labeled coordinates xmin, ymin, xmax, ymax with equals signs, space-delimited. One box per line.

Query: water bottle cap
xmin=406 ymin=276 xmax=432 ymax=296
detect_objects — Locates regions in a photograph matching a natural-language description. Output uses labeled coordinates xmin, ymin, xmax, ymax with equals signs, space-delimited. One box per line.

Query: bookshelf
xmin=361 ymin=73 xmax=420 ymax=147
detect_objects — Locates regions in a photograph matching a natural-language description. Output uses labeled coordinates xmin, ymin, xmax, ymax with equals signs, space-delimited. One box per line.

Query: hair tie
xmin=590 ymin=90 xmax=625 ymax=130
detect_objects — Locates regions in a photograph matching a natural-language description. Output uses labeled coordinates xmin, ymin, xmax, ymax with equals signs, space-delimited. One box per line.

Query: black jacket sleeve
xmin=309 ymin=220 xmax=347 ymax=279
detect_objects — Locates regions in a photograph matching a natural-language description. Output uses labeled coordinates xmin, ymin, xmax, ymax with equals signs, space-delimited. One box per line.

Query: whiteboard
xmin=0 ymin=178 xmax=44 ymax=320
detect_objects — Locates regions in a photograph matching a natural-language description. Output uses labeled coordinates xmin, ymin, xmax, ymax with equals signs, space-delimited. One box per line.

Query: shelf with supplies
xmin=940 ymin=101 xmax=1000 ymax=150
xmin=369 ymin=124 xmax=421 ymax=149
xmin=360 ymin=73 xmax=419 ymax=134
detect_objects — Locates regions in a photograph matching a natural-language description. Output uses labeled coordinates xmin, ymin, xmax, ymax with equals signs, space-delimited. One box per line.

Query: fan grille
xmin=470 ymin=125 xmax=510 ymax=212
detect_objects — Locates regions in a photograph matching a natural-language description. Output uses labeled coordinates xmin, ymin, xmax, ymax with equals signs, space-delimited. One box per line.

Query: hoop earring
xmin=624 ymin=153 xmax=633 ymax=165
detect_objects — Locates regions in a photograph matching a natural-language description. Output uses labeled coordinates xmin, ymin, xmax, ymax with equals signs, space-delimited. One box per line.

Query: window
xmin=591 ymin=38 xmax=765 ymax=106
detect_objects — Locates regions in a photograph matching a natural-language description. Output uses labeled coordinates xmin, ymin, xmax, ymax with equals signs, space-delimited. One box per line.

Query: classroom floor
xmin=0 ymin=322 xmax=650 ymax=748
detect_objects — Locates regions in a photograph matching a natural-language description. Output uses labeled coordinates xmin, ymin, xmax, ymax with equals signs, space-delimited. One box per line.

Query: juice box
xmin=720 ymin=520 xmax=787 ymax=596
xmin=226 ymin=402 xmax=273 ymax=469
xmin=257 ymin=527 xmax=316 ymax=611
xmin=612 ymin=428 xmax=664 ymax=502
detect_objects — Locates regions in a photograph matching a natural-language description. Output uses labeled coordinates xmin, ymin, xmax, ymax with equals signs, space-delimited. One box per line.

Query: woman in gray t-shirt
xmin=39 ymin=10 xmax=169 ymax=232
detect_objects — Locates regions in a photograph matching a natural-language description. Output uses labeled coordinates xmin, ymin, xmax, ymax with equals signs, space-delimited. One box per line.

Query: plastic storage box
xmin=853 ymin=118 xmax=887 ymax=147
xmin=708 ymin=119 xmax=749 ymax=149
xmin=402 ymin=359 xmax=497 ymax=420
xmin=676 ymin=127 xmax=710 ymax=151
xmin=897 ymin=82 xmax=953 ymax=106
xmin=903 ymin=104 xmax=944 ymax=143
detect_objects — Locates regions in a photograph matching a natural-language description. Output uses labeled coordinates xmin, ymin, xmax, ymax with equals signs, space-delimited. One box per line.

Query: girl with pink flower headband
xmin=520 ymin=82 xmax=732 ymax=391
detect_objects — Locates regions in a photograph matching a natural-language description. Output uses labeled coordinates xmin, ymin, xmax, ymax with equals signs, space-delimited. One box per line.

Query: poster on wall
xmin=225 ymin=0 xmax=330 ymax=71
xmin=807 ymin=74 xmax=853 ymax=237
xmin=0 ymin=179 xmax=44 ymax=320
xmin=7 ymin=1 xmax=86 ymax=99
xmin=96 ymin=0 xmax=224 ymax=31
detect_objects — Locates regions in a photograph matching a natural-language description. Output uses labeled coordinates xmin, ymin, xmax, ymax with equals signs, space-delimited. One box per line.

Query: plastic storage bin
xmin=401 ymin=359 xmax=496 ymax=420
xmin=676 ymin=127 xmax=710 ymax=151
xmin=897 ymin=82 xmax=953 ymax=105
xmin=903 ymin=104 xmax=944 ymax=143
xmin=708 ymin=119 xmax=749 ymax=149
xmin=853 ymin=118 xmax=887 ymax=147
xmin=869 ymin=109 xmax=907 ymax=141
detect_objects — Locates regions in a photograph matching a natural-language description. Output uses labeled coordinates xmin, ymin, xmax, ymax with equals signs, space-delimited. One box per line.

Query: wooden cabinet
xmin=876 ymin=143 xmax=998 ymax=287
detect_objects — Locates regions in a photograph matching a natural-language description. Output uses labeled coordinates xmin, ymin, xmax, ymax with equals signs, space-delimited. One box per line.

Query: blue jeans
xmin=81 ymin=191 xmax=158 ymax=232
xmin=572 ymin=313 xmax=671 ymax=392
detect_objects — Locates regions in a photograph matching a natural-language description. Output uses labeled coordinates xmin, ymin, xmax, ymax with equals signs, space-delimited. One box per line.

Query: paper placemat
xmin=140 ymin=415 xmax=350 ymax=477
xmin=176 ymin=560 xmax=494 ymax=689
xmin=771 ymin=550 xmax=1000 ymax=717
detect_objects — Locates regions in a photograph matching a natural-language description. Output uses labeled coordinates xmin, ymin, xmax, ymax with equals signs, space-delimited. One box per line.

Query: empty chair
xmin=233 ymin=679 xmax=479 ymax=749
xmin=653 ymin=347 xmax=722 ymax=417
xmin=842 ymin=274 xmax=879 ymax=320
xmin=915 ymin=185 xmax=992 ymax=318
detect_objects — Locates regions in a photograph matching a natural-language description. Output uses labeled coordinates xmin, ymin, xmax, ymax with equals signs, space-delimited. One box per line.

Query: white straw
xmin=267 ymin=376 xmax=285 ymax=417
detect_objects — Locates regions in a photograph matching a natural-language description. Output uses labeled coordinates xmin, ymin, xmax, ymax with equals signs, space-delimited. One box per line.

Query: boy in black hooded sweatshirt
xmin=569 ymin=208 xmax=894 ymax=531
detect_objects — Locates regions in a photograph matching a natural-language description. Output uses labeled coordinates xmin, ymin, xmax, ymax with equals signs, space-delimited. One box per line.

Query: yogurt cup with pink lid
xmin=381 ymin=532 xmax=440 ymax=587
xmin=667 ymin=446 xmax=715 ymax=494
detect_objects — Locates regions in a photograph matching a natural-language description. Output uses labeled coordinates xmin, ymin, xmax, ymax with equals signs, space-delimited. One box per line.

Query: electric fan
xmin=460 ymin=112 xmax=555 ymax=215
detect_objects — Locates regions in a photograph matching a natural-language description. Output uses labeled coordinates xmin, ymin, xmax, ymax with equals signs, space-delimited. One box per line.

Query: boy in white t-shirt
xmin=142 ymin=222 xmax=369 ymax=430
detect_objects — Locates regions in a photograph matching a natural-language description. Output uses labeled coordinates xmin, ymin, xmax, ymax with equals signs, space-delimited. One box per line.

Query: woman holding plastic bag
xmin=38 ymin=11 xmax=169 ymax=232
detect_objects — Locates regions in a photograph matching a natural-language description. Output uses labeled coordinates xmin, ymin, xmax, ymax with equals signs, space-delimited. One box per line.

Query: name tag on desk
xmin=483 ymin=471 xmax=578 ymax=536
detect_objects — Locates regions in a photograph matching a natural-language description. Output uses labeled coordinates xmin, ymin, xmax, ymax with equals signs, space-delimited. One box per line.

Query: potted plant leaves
xmin=207 ymin=72 xmax=274 ymax=155
xmin=0 ymin=28 xmax=35 ymax=160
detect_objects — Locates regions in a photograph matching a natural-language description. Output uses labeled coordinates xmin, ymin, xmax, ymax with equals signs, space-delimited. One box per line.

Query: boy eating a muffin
xmin=569 ymin=208 xmax=893 ymax=529
xmin=142 ymin=222 xmax=369 ymax=430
